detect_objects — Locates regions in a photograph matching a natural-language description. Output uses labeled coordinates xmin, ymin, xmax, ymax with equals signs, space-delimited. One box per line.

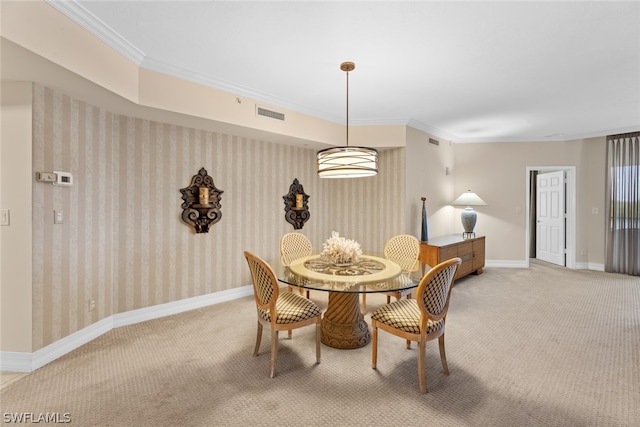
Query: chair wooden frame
xmin=371 ymin=257 xmax=461 ymax=393
xmin=280 ymin=232 xmax=313 ymax=298
xmin=244 ymin=251 xmax=321 ymax=378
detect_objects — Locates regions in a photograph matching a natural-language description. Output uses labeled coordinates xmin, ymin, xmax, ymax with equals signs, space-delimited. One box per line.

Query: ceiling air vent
xmin=256 ymin=106 xmax=285 ymax=121
xmin=428 ymin=138 xmax=440 ymax=146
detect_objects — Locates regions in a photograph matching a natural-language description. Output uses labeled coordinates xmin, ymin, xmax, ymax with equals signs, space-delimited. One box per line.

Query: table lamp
xmin=451 ymin=190 xmax=487 ymax=238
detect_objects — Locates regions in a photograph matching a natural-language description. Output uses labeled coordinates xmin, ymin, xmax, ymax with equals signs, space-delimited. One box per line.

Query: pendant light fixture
xmin=317 ymin=62 xmax=378 ymax=178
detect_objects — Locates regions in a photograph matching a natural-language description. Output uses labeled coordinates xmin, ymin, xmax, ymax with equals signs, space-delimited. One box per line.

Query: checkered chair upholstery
xmin=280 ymin=232 xmax=313 ymax=298
xmin=369 ymin=299 xmax=444 ymax=335
xmin=384 ymin=234 xmax=421 ymax=273
xmin=244 ymin=251 xmax=321 ymax=378
xmin=371 ymin=257 xmax=461 ymax=394
xmin=362 ymin=234 xmax=421 ymax=314
xmin=256 ymin=291 xmax=321 ymax=324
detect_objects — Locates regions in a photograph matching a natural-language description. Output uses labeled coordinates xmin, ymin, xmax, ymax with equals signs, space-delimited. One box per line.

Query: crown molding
xmin=405 ymin=118 xmax=457 ymax=142
xmin=139 ymin=56 xmax=343 ymax=124
xmin=46 ymin=0 xmax=145 ymax=64
xmin=451 ymin=125 xmax=640 ymax=144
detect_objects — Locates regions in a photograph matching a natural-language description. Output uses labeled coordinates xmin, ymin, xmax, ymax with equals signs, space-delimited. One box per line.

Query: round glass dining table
xmin=274 ymin=254 xmax=420 ymax=349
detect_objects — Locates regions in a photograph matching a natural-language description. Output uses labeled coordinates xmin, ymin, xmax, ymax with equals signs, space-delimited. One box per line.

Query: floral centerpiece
xmin=321 ymin=231 xmax=362 ymax=266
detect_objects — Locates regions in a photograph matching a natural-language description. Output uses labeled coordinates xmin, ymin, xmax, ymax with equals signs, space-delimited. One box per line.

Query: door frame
xmin=525 ymin=166 xmax=576 ymax=269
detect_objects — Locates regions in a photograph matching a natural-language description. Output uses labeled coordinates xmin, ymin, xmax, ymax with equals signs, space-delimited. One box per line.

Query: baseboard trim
xmin=575 ymin=262 xmax=605 ymax=271
xmin=487 ymin=260 xmax=605 ymax=271
xmin=485 ymin=260 xmax=529 ymax=268
xmin=112 ymin=286 xmax=253 ymax=329
xmin=1 ymin=285 xmax=253 ymax=373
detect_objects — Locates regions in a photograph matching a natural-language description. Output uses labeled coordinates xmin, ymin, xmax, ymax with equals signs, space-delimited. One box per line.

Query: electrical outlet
xmin=88 ymin=298 xmax=96 ymax=311
xmin=580 ymin=249 xmax=587 ymax=256
xmin=54 ymin=210 xmax=64 ymax=224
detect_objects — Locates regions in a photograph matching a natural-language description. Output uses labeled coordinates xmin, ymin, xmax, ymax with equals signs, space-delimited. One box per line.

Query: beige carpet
xmin=2 ymin=261 xmax=639 ymax=426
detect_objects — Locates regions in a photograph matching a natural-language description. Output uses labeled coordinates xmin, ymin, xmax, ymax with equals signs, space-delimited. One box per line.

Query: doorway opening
xmin=525 ymin=166 xmax=576 ymax=269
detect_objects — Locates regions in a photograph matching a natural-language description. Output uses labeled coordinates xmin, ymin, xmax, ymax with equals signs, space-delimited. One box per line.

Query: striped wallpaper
xmin=31 ymin=84 xmax=406 ymax=350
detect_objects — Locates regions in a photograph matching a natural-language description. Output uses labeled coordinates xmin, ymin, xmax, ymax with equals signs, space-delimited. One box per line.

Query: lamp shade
xmin=451 ymin=191 xmax=487 ymax=207
xmin=317 ymin=146 xmax=378 ymax=178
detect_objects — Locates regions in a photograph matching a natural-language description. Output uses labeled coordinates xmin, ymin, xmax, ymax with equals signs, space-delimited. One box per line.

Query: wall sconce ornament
xmin=283 ymin=178 xmax=310 ymax=230
xmin=180 ymin=167 xmax=223 ymax=233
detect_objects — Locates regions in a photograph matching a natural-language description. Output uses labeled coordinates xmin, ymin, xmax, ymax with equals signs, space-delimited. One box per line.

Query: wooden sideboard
xmin=419 ymin=235 xmax=485 ymax=280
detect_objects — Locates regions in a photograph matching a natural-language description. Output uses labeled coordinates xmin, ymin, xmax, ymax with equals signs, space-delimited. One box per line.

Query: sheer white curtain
xmin=605 ymin=132 xmax=640 ymax=276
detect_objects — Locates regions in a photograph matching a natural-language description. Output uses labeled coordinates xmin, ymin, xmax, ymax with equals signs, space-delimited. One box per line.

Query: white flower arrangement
xmin=321 ymin=231 xmax=362 ymax=265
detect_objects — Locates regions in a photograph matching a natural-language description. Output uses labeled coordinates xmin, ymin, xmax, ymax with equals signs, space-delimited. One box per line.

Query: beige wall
xmin=453 ymin=138 xmax=607 ymax=264
xmin=584 ymin=139 xmax=607 ymax=265
xmin=405 ymin=128 xmax=457 ymax=240
xmin=0 ymin=1 xmax=140 ymax=104
xmin=3 ymin=83 xmax=406 ymax=352
xmin=1 ymin=82 xmax=34 ymax=353
xmin=26 ymin=83 xmax=406 ymax=351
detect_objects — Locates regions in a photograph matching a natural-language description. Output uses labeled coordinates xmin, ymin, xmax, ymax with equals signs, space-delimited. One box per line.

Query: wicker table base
xmin=321 ymin=292 xmax=370 ymax=349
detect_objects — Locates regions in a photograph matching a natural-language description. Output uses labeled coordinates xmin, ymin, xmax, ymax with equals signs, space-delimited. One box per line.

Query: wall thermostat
xmin=53 ymin=171 xmax=73 ymax=186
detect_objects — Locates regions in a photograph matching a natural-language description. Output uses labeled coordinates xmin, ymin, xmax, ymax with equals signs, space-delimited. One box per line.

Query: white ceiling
xmin=52 ymin=0 xmax=639 ymax=143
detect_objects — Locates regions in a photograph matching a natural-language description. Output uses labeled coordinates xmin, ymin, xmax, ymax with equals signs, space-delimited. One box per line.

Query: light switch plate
xmin=0 ymin=209 xmax=9 ymax=226
xmin=54 ymin=210 xmax=64 ymax=224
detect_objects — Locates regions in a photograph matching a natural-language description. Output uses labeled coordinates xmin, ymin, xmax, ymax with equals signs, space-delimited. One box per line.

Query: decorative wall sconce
xmin=283 ymin=178 xmax=310 ymax=230
xmin=180 ymin=167 xmax=223 ymax=233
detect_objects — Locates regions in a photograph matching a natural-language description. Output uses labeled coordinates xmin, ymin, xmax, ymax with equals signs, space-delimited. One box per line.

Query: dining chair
xmin=244 ymin=251 xmax=322 ymax=378
xmin=361 ymin=234 xmax=421 ymax=314
xmin=280 ymin=232 xmax=313 ymax=298
xmin=371 ymin=257 xmax=461 ymax=394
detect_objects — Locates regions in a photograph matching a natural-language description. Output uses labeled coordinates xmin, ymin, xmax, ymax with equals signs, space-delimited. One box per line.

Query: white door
xmin=536 ymin=170 xmax=566 ymax=266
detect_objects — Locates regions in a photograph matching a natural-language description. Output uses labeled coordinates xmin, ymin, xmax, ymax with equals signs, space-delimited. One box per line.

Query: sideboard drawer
xmin=457 ymin=242 xmax=473 ymax=260
xmin=440 ymin=246 xmax=458 ymax=261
